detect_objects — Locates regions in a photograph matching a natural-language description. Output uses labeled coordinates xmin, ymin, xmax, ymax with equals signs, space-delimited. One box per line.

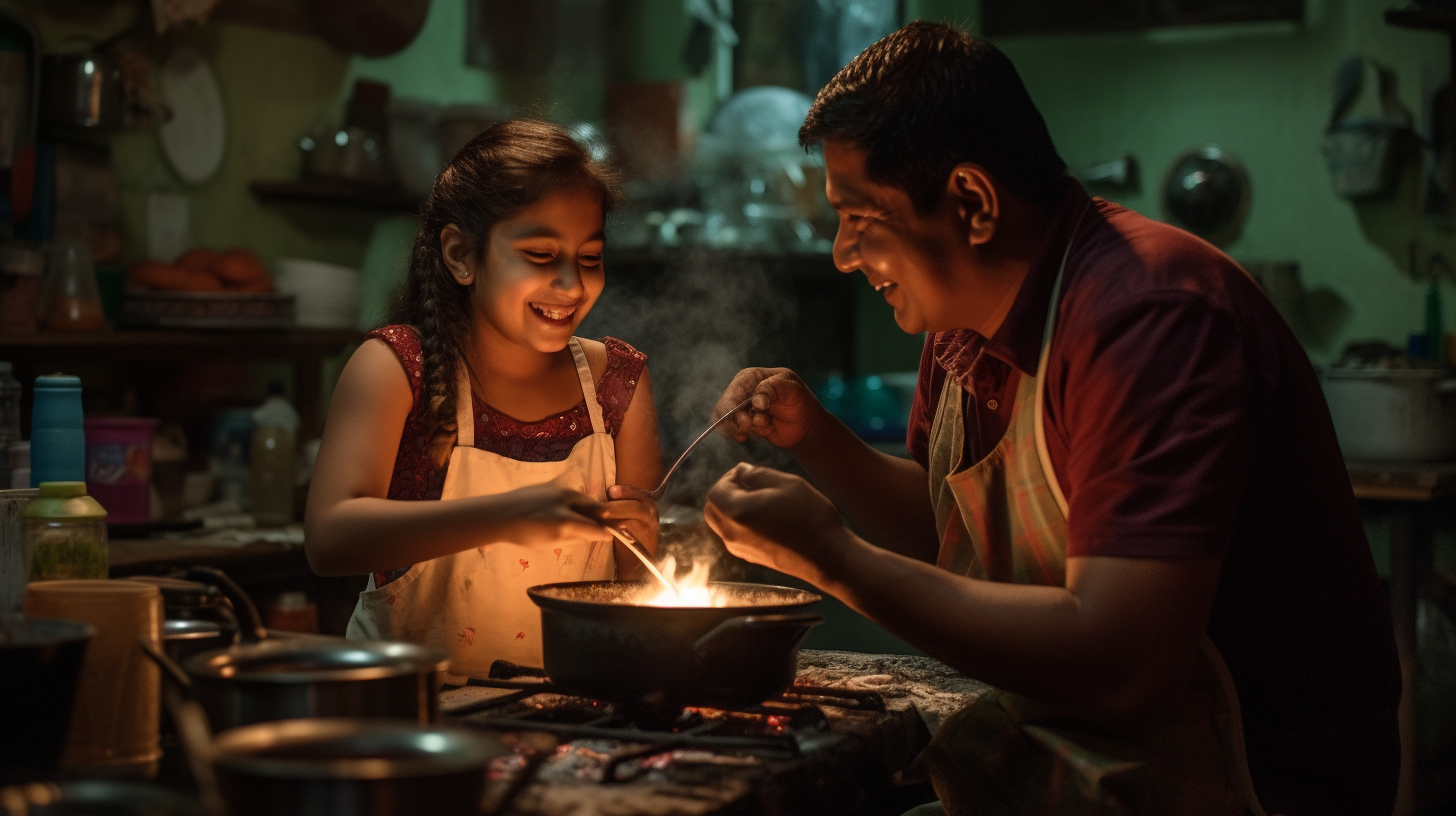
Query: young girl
xmin=306 ymin=120 xmax=662 ymax=681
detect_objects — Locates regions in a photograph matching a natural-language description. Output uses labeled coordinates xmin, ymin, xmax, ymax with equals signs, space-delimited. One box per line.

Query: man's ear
xmin=947 ymin=164 xmax=999 ymax=247
xmin=440 ymin=225 xmax=477 ymax=284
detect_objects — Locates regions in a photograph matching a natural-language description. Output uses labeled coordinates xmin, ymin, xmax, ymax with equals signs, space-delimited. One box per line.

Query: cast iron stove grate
xmin=442 ymin=659 xmax=927 ymax=815
xmin=447 ymin=660 xmax=887 ymax=758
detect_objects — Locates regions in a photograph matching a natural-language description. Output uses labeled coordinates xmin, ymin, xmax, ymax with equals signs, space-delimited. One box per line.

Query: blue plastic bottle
xmin=30 ymin=374 xmax=85 ymax=486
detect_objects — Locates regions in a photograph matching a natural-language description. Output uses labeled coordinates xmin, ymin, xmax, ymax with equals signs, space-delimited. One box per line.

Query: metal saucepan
xmin=0 ymin=779 xmax=203 ymax=816
xmin=210 ymin=718 xmax=525 ymax=816
xmin=145 ymin=567 xmax=448 ymax=730
xmin=528 ymin=580 xmax=822 ymax=707
xmin=0 ymin=618 xmax=93 ymax=785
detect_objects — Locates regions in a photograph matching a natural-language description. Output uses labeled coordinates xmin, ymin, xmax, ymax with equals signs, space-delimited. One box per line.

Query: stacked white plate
xmin=276 ymin=259 xmax=361 ymax=329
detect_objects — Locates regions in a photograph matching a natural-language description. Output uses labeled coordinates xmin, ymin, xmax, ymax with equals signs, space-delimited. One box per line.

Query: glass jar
xmin=41 ymin=240 xmax=105 ymax=332
xmin=24 ymin=481 xmax=108 ymax=580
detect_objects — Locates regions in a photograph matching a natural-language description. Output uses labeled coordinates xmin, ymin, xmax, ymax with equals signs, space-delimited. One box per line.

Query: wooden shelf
xmin=1347 ymin=460 xmax=1456 ymax=502
xmin=608 ymin=247 xmax=842 ymax=280
xmin=2 ymin=329 xmax=362 ymax=437
xmin=249 ymin=179 xmax=420 ymax=213
xmin=1385 ymin=6 xmax=1456 ymax=32
xmin=2 ymin=328 xmax=360 ymax=353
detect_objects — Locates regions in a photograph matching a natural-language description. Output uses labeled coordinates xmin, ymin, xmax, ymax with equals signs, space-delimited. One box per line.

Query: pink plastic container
xmin=84 ymin=418 xmax=160 ymax=525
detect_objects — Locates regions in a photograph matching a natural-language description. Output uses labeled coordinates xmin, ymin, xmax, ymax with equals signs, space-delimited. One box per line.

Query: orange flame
xmin=644 ymin=554 xmax=726 ymax=607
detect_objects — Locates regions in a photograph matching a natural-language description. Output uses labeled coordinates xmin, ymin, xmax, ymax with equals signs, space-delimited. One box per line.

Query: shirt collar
xmin=934 ymin=179 xmax=1092 ymax=387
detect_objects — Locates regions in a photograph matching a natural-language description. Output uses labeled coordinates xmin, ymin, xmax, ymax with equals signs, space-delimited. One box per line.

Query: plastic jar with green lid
xmin=24 ymin=481 xmax=108 ymax=580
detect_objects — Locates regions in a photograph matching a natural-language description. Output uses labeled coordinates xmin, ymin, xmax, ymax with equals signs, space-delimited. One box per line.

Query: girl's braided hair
xmin=391 ymin=119 xmax=622 ymax=462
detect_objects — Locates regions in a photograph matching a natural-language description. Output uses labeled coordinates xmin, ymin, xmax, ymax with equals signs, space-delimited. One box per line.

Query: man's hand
xmin=713 ymin=368 xmax=821 ymax=448
xmin=703 ymin=463 xmax=849 ymax=585
xmin=490 ymin=485 xmax=611 ymax=548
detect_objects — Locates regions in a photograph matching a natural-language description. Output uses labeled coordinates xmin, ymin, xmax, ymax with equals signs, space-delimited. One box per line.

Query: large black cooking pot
xmin=0 ymin=618 xmax=93 ymax=785
xmin=528 ymin=581 xmax=822 ymax=707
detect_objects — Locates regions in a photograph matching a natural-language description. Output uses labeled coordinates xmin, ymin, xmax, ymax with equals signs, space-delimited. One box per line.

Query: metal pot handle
xmin=171 ymin=566 xmax=268 ymax=644
xmin=692 ymin=613 xmax=824 ymax=655
xmin=138 ymin=640 xmax=225 ymax=816
xmin=138 ymin=638 xmax=193 ymax=693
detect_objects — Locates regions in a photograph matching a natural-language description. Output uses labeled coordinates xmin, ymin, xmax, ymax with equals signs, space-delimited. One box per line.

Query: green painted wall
xmin=877 ymin=0 xmax=1456 ymax=370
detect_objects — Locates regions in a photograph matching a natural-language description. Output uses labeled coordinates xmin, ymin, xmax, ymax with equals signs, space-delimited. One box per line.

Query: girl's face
xmin=471 ymin=186 xmax=606 ymax=353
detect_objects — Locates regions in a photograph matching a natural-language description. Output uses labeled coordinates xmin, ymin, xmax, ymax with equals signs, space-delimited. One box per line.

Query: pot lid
xmin=183 ymin=637 xmax=449 ymax=683
xmin=211 ymin=719 xmax=513 ymax=780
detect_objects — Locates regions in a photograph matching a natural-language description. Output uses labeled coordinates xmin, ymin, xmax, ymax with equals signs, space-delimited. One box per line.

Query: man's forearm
xmin=789 ymin=405 xmax=939 ymax=562
xmin=813 ymin=532 xmax=1218 ymax=721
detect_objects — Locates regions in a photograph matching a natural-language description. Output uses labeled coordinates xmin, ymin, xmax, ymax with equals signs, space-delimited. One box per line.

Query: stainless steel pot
xmin=0 ymin=780 xmax=204 ymax=816
xmin=211 ymin=718 xmax=508 ymax=816
xmin=1318 ymin=366 xmax=1456 ymax=461
xmin=163 ymin=617 xmax=225 ymax=663
xmin=528 ymin=580 xmax=822 ymax=707
xmin=183 ymin=637 xmax=448 ymax=730
xmin=142 ymin=567 xmax=448 ymax=730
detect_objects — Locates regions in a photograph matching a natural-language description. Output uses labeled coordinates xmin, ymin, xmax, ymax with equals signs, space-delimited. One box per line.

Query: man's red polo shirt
xmin=905 ymin=181 xmax=1401 ymax=816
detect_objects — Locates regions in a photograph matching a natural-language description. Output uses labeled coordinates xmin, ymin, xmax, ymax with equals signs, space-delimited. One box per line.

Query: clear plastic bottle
xmin=249 ymin=383 xmax=299 ymax=527
xmin=0 ymin=361 xmax=19 ymax=488
xmin=24 ymin=480 xmax=108 ymax=580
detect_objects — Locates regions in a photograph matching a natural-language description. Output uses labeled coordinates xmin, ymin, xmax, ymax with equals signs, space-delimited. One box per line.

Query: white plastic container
xmin=275 ymin=258 xmax=361 ymax=329
xmin=1318 ymin=367 xmax=1456 ymax=462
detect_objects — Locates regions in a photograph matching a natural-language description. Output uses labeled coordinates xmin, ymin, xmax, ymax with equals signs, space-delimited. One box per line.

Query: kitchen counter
xmin=107 ymin=530 xmax=366 ymax=634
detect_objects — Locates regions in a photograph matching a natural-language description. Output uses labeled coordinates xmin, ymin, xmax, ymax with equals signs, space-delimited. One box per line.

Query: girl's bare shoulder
xmin=339 ymin=338 xmax=415 ymax=407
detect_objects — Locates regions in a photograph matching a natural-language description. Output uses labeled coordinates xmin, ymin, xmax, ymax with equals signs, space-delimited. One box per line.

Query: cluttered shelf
xmin=248 ymin=180 xmax=421 ymax=213
xmin=1385 ymin=6 xmax=1456 ymax=32
xmin=1 ymin=328 xmax=360 ymax=352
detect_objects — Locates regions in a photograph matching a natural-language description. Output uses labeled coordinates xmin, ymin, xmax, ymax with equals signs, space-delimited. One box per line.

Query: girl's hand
xmin=714 ymin=368 xmax=821 ymax=448
xmin=604 ymin=484 xmax=659 ymax=579
xmin=491 ymin=485 xmax=610 ymax=548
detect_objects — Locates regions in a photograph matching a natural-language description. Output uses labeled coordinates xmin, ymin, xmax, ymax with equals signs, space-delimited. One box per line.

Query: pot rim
xmin=163 ymin=619 xmax=223 ymax=641
xmin=211 ymin=718 xmax=499 ymax=780
xmin=0 ymin=616 xmax=94 ymax=647
xmin=528 ymin=580 xmax=822 ymax=612
xmin=183 ymin=638 xmax=449 ymax=684
xmin=1319 ymin=365 xmax=1455 ymax=379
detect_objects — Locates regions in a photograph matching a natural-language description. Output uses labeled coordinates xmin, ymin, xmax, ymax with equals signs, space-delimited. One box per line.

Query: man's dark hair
xmin=800 ymin=21 xmax=1067 ymax=213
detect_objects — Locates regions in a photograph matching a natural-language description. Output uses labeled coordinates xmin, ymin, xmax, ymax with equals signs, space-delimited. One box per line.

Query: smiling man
xmin=705 ymin=21 xmax=1400 ymax=816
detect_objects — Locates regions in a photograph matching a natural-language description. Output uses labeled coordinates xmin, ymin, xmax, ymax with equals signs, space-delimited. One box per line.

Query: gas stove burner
xmin=445 ymin=677 xmax=892 ymax=760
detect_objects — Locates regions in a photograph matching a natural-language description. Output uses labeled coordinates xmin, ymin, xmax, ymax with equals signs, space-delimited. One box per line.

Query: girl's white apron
xmin=346 ymin=338 xmax=616 ymax=683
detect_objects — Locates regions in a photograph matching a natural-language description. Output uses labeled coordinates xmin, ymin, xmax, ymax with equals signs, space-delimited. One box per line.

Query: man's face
xmin=823 ymin=140 xmax=970 ymax=335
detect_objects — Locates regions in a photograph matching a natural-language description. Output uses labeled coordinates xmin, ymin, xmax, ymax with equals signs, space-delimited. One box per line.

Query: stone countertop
xmin=796 ymin=649 xmax=990 ymax=735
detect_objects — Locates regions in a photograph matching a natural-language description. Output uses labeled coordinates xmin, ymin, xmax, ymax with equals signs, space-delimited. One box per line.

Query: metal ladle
xmin=606 ymin=397 xmax=756 ymax=594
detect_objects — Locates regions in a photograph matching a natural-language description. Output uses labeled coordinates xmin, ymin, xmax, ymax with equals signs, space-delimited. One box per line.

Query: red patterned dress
xmin=366 ymin=325 xmax=646 ymax=587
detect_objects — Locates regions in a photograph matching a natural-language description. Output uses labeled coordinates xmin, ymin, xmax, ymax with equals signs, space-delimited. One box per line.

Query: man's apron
xmin=346 ymin=338 xmax=616 ymax=684
xmin=919 ymin=220 xmax=1267 ymax=816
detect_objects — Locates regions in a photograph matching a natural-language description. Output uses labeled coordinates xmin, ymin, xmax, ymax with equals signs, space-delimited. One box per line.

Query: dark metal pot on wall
xmin=528 ymin=581 xmax=822 ymax=707
xmin=40 ymin=48 xmax=123 ymax=133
